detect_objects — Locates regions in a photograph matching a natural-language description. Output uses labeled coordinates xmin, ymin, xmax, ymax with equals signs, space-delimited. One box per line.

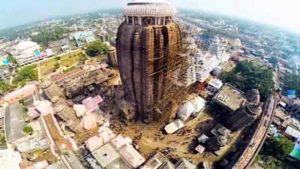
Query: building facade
xmin=224 ymin=104 xmax=262 ymax=132
xmin=117 ymin=0 xmax=182 ymax=121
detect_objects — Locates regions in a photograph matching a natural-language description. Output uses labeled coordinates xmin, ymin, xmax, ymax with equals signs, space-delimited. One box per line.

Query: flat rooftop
xmin=213 ymin=84 xmax=247 ymax=111
xmin=92 ymin=143 xmax=120 ymax=168
xmin=5 ymin=102 xmax=26 ymax=143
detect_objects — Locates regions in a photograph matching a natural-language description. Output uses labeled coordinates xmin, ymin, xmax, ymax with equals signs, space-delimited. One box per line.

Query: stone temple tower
xmin=117 ymin=0 xmax=182 ymax=121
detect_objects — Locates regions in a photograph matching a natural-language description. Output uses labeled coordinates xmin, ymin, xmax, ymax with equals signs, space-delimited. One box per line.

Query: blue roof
xmin=2 ymin=58 xmax=10 ymax=65
xmin=290 ymin=139 xmax=300 ymax=160
xmin=285 ymin=89 xmax=297 ymax=99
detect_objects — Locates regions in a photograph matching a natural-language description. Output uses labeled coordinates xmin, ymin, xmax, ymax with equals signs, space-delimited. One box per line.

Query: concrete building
xmin=4 ymin=82 xmax=38 ymax=104
xmin=10 ymin=40 xmax=42 ymax=65
xmin=92 ymin=143 xmax=131 ymax=169
xmin=48 ymin=39 xmax=70 ymax=53
xmin=0 ymin=149 xmax=22 ymax=169
xmin=73 ymin=31 xmax=95 ymax=47
xmin=206 ymin=79 xmax=223 ymax=96
xmin=212 ymin=84 xmax=247 ymax=114
xmin=0 ymin=65 xmax=13 ymax=80
xmin=47 ymin=161 xmax=68 ymax=169
xmin=141 ymin=152 xmax=174 ymax=169
xmin=177 ymin=95 xmax=206 ymax=121
xmin=117 ymin=0 xmax=182 ymax=121
xmin=119 ymin=144 xmax=146 ymax=168
xmin=175 ymin=158 xmax=196 ymax=169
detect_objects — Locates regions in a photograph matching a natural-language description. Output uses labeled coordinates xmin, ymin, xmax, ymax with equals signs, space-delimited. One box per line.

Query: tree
xmin=261 ymin=136 xmax=294 ymax=160
xmin=13 ymin=64 xmax=38 ymax=87
xmin=85 ymin=41 xmax=109 ymax=57
xmin=256 ymin=136 xmax=294 ymax=169
xmin=0 ymin=80 xmax=11 ymax=94
xmin=31 ymin=26 xmax=68 ymax=47
xmin=222 ymin=61 xmax=274 ymax=101
xmin=23 ymin=126 xmax=33 ymax=135
xmin=54 ymin=62 xmax=60 ymax=70
xmin=269 ymin=56 xmax=278 ymax=66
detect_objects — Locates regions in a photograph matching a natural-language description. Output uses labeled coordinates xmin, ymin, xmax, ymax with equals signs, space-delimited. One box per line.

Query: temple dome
xmin=124 ymin=0 xmax=176 ymax=17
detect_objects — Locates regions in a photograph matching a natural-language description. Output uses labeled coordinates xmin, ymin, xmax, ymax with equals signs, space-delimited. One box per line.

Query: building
xmin=206 ymin=79 xmax=223 ymax=96
xmin=4 ymin=82 xmax=38 ymax=104
xmin=285 ymin=104 xmax=300 ymax=121
xmin=10 ymin=40 xmax=43 ymax=65
xmin=47 ymin=161 xmax=68 ymax=169
xmin=0 ymin=65 xmax=13 ymax=80
xmin=175 ymin=158 xmax=196 ymax=169
xmin=92 ymin=143 xmax=131 ymax=169
xmin=52 ymin=101 xmax=84 ymax=133
xmin=164 ymin=119 xmax=185 ymax=134
xmin=285 ymin=126 xmax=300 ymax=140
xmin=106 ymin=46 xmax=118 ymax=68
xmin=48 ymin=39 xmax=70 ymax=53
xmin=223 ymin=104 xmax=262 ymax=132
xmin=40 ymin=81 xmax=65 ymax=100
xmin=177 ymin=53 xmax=196 ymax=87
xmin=62 ymin=151 xmax=86 ymax=169
xmin=82 ymin=95 xmax=103 ymax=113
xmin=119 ymin=144 xmax=146 ymax=168
xmin=73 ymin=31 xmax=95 ymax=47
xmin=0 ymin=149 xmax=22 ymax=169
xmin=141 ymin=152 xmax=174 ymax=169
xmin=50 ymin=64 xmax=115 ymax=99
xmin=117 ymin=0 xmax=182 ymax=121
xmin=177 ymin=95 xmax=206 ymax=121
xmin=205 ymin=124 xmax=231 ymax=153
xmin=212 ymin=84 xmax=247 ymax=114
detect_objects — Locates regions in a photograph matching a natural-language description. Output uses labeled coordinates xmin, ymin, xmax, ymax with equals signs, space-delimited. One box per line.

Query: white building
xmin=177 ymin=96 xmax=206 ymax=121
xmin=11 ymin=41 xmax=42 ymax=65
xmin=180 ymin=35 xmax=231 ymax=86
xmin=206 ymin=78 xmax=224 ymax=95
xmin=73 ymin=31 xmax=95 ymax=47
xmin=0 ymin=149 xmax=22 ymax=169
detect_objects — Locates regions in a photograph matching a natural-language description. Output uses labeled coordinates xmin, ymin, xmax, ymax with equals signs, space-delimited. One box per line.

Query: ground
xmin=38 ymin=49 xmax=87 ymax=78
xmin=110 ymin=107 xmax=241 ymax=164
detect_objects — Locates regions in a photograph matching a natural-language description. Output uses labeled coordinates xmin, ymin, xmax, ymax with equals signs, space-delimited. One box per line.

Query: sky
xmin=0 ymin=0 xmax=299 ymax=34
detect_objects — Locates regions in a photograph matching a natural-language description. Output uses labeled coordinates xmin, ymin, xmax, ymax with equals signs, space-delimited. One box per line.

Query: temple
xmin=117 ymin=0 xmax=182 ymax=121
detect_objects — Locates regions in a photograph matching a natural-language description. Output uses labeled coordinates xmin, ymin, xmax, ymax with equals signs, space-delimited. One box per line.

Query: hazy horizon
xmin=0 ymin=0 xmax=299 ymax=34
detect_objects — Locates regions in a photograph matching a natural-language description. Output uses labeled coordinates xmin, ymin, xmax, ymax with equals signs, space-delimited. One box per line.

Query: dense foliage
xmin=13 ymin=64 xmax=38 ymax=87
xmin=31 ymin=26 xmax=68 ymax=46
xmin=0 ymin=80 xmax=12 ymax=94
xmin=85 ymin=41 xmax=109 ymax=57
xmin=222 ymin=61 xmax=274 ymax=101
xmin=256 ymin=136 xmax=294 ymax=169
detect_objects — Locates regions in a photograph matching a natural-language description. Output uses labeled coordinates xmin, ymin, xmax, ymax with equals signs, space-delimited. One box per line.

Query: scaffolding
xmin=150 ymin=31 xmax=193 ymax=119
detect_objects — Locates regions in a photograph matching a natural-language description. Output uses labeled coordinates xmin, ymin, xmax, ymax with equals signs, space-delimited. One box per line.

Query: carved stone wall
xmin=117 ymin=22 xmax=181 ymax=121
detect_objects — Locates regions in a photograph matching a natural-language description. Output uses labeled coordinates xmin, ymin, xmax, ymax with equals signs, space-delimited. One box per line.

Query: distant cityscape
xmin=0 ymin=1 xmax=299 ymax=169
